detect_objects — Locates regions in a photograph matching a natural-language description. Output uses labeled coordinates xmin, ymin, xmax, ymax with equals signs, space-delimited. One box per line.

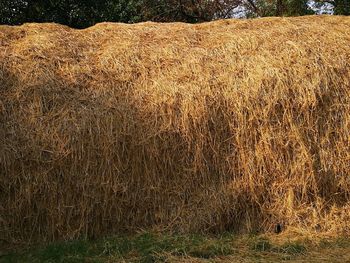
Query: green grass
xmin=1 ymin=233 xmax=350 ymax=263
xmin=0 ymin=232 xmax=235 ymax=263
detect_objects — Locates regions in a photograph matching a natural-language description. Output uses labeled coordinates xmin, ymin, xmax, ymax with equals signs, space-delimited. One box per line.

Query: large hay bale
xmin=0 ymin=16 xmax=350 ymax=244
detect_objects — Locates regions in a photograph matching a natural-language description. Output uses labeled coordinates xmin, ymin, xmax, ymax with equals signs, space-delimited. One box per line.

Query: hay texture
xmin=0 ymin=15 xmax=350 ymax=244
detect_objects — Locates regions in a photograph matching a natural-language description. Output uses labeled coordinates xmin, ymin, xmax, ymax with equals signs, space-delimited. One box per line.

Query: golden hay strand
xmin=0 ymin=15 xmax=350 ymax=244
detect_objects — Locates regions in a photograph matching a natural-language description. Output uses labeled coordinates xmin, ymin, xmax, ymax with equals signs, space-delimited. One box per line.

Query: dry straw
xmin=0 ymin=15 xmax=350 ymax=244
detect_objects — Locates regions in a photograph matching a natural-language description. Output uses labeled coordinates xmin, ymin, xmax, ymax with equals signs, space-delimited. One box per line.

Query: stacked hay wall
xmin=0 ymin=16 xmax=350 ymax=244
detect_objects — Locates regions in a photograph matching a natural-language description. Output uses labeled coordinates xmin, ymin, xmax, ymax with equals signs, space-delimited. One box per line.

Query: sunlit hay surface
xmin=0 ymin=15 xmax=350 ymax=244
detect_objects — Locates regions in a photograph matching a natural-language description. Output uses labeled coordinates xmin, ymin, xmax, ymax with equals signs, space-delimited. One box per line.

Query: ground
xmin=1 ymin=231 xmax=350 ymax=262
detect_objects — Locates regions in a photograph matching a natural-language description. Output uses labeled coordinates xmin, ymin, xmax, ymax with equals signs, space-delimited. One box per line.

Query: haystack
xmin=0 ymin=15 xmax=350 ymax=244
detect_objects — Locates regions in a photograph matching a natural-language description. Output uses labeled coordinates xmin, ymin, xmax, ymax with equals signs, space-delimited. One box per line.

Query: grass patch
xmin=250 ymin=236 xmax=306 ymax=257
xmin=0 ymin=240 xmax=96 ymax=263
xmin=319 ymin=238 xmax=350 ymax=249
xmin=0 ymin=232 xmax=236 ymax=263
xmin=250 ymin=237 xmax=272 ymax=252
xmin=274 ymin=242 xmax=306 ymax=255
xmin=5 ymin=233 xmax=350 ymax=263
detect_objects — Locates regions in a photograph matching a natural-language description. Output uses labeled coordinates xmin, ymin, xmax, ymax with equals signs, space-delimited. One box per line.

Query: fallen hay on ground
xmin=0 ymin=15 xmax=350 ymax=244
